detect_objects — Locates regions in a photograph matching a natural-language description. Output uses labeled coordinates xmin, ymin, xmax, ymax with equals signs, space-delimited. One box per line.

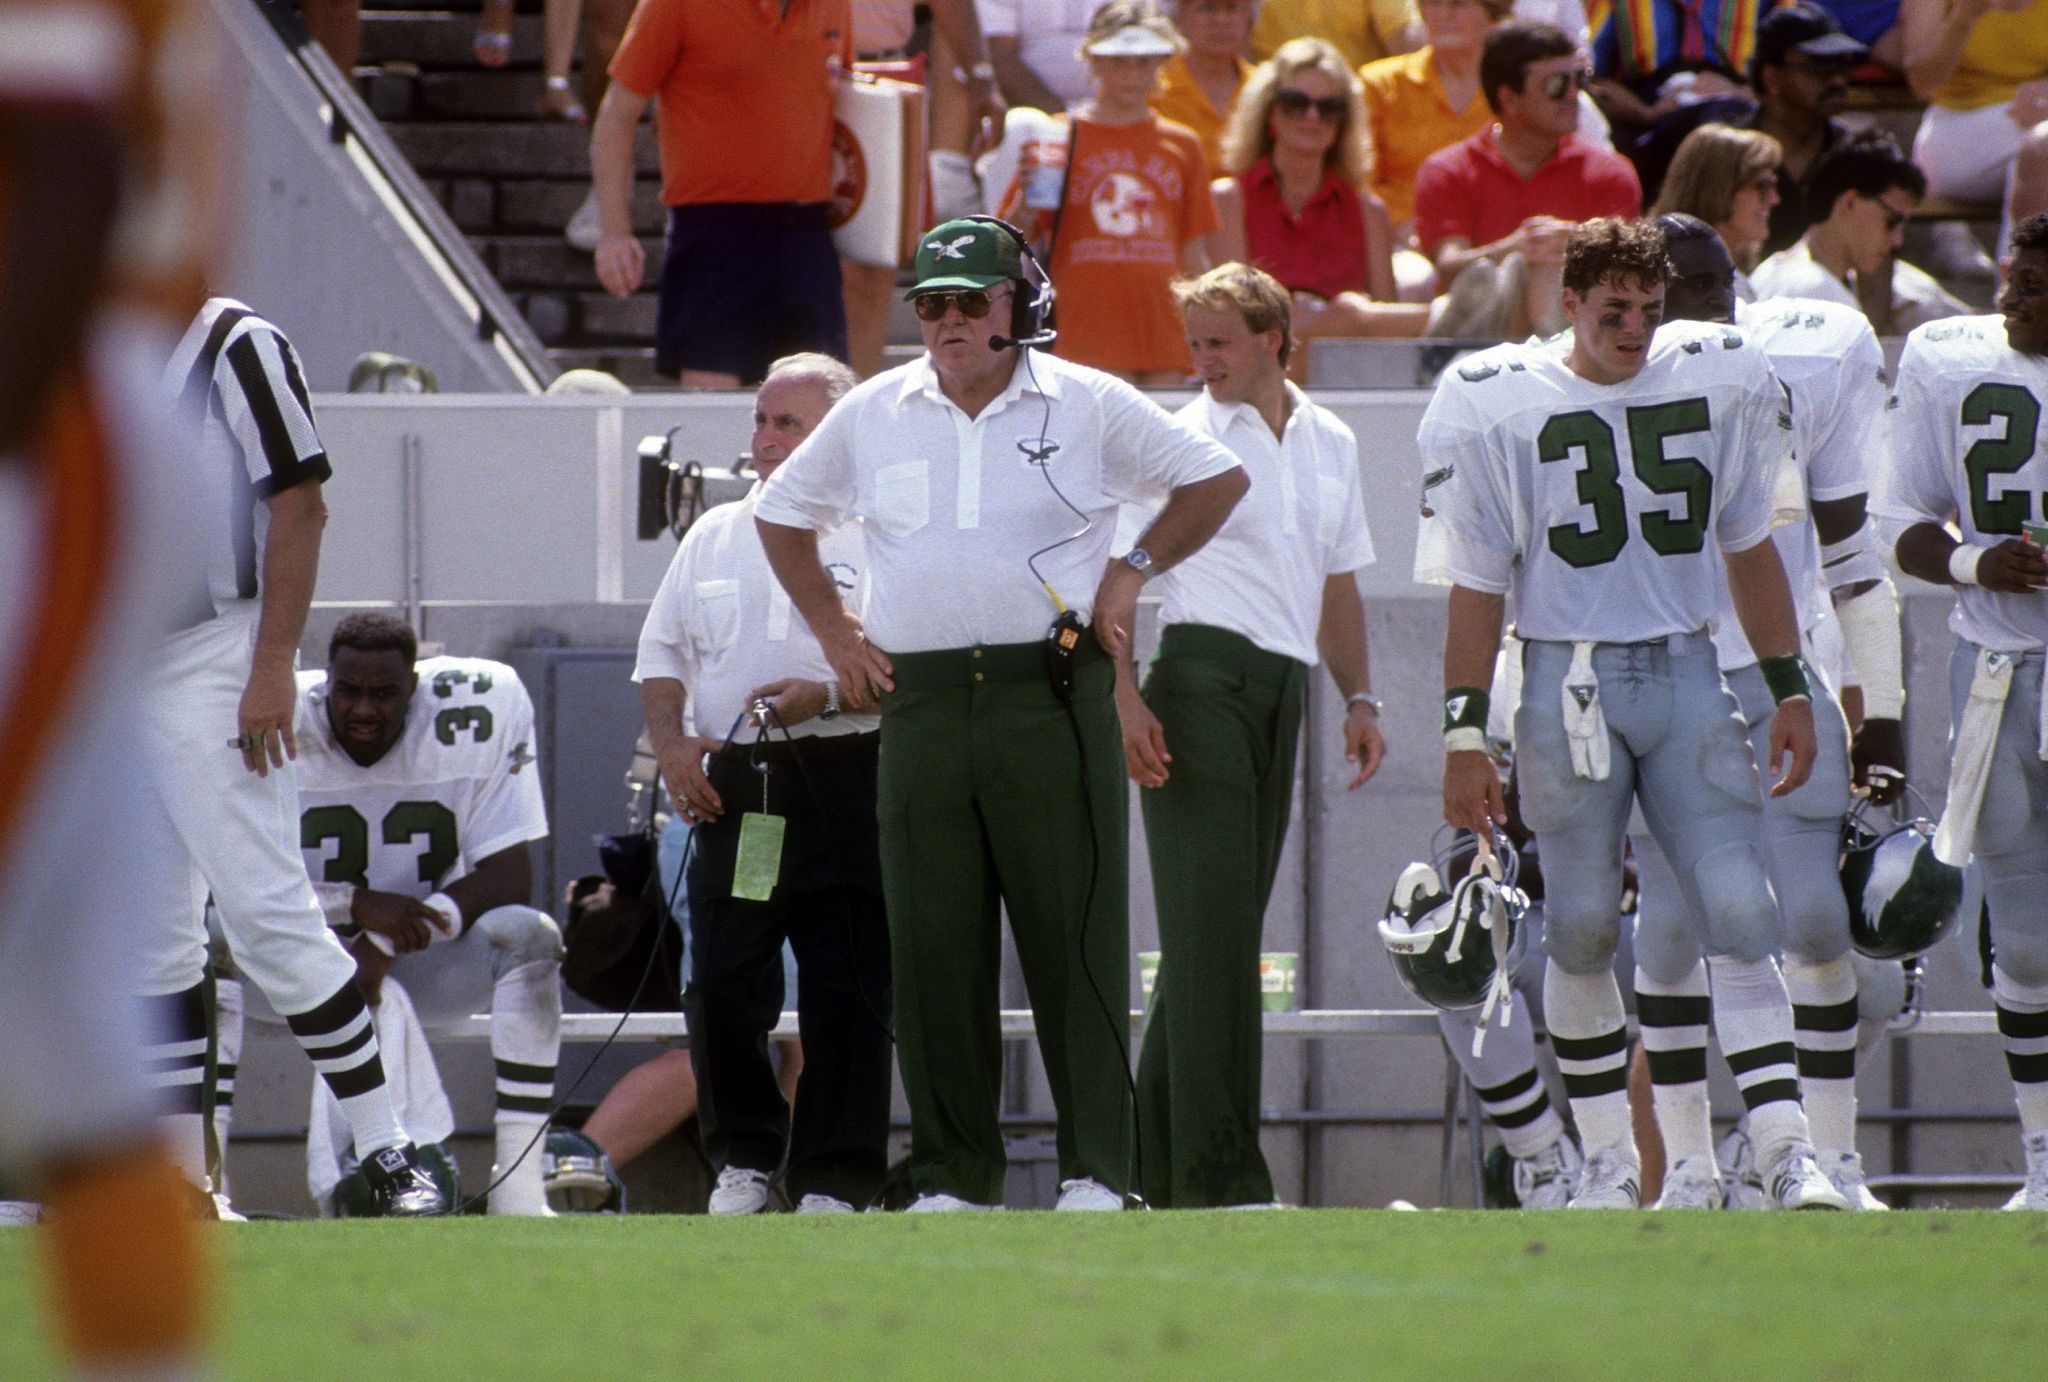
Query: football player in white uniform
xmin=1615 ymin=215 xmax=1904 ymax=1210
xmin=1422 ymin=217 xmax=1845 ymax=1210
xmin=288 ymin=614 xmax=561 ymax=1215
xmin=1873 ymin=212 xmax=2048 ymax=1211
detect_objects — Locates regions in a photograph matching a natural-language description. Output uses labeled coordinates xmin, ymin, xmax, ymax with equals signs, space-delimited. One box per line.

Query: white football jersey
xmin=1415 ymin=319 xmax=1785 ymax=643
xmin=1875 ymin=315 xmax=2048 ymax=653
xmin=1707 ymin=298 xmax=1890 ymax=669
xmin=295 ymin=656 xmax=548 ymax=898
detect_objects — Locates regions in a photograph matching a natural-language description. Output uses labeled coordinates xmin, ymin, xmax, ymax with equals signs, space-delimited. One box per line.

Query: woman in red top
xmin=1209 ymin=40 xmax=1430 ymax=338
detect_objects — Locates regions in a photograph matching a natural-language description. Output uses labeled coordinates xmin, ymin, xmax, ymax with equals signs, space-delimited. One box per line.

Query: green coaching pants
xmin=879 ymin=639 xmax=1133 ymax=1204
xmin=1135 ymin=624 xmax=1306 ymax=1208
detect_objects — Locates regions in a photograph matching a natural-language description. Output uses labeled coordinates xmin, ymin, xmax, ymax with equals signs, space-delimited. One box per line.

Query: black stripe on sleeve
xmin=224 ymin=331 xmax=330 ymax=496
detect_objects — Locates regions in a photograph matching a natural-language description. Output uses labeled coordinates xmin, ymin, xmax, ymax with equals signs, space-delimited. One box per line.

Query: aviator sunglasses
xmin=1539 ymin=66 xmax=1593 ymax=101
xmin=911 ymin=287 xmax=1008 ymax=321
xmin=1273 ymin=88 xmax=1348 ymax=121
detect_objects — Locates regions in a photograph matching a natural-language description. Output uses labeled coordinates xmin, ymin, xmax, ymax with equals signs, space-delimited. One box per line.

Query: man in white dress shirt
xmin=755 ymin=217 xmax=1247 ymax=1211
xmin=636 ymin=353 xmax=892 ymax=1215
xmin=1116 ymin=262 xmax=1385 ymax=1208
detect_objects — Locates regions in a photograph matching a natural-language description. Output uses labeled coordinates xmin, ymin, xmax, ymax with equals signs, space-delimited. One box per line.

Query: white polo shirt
xmin=634 ymin=488 xmax=878 ymax=742
xmin=1119 ymin=382 xmax=1375 ymax=666
xmin=755 ymin=352 xmax=1241 ymax=653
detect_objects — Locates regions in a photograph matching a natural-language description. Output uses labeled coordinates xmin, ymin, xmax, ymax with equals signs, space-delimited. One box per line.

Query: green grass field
xmin=4 ymin=1211 xmax=2047 ymax=1379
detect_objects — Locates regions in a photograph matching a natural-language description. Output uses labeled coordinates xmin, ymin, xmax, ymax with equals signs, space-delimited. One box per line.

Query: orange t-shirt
xmin=610 ymin=0 xmax=850 ymax=207
xmin=1149 ymin=53 xmax=1249 ymax=173
xmin=1001 ymin=114 xmax=1218 ymax=377
xmin=1359 ymin=46 xmax=1489 ymax=230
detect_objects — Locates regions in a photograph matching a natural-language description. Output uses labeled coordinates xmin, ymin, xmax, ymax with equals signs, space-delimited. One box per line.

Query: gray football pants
xmin=1633 ymin=660 xmax=1853 ymax=984
xmin=1951 ymin=642 xmax=2048 ymax=987
xmin=1515 ymin=634 xmax=1778 ymax=978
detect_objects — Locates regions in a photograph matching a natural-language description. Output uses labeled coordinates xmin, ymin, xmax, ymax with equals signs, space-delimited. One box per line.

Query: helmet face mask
xmin=1840 ymin=800 xmax=1968 ymax=962
xmin=1379 ymin=830 xmax=1528 ymax=1013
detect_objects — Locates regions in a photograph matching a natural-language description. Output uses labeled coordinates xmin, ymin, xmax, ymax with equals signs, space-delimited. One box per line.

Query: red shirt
xmin=1413 ymin=130 xmax=1641 ymax=257
xmin=1237 ymin=159 xmax=1366 ymax=301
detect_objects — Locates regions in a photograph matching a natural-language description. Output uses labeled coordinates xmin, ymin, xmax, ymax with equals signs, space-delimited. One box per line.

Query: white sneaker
xmin=1764 ymin=1144 xmax=1849 ymax=1211
xmin=794 ymin=1193 xmax=856 ymax=1214
xmin=2003 ymin=1131 xmax=2048 ymax=1211
xmin=211 ymin=1192 xmax=248 ymax=1223
xmin=1054 ymin=1177 xmax=1124 ymax=1211
xmin=1512 ymin=1136 xmax=1583 ymax=1209
xmin=0 ymin=1201 xmax=39 ymax=1226
xmin=1654 ymin=1155 xmax=1722 ymax=1210
xmin=1567 ymin=1148 xmax=1640 ymax=1209
xmin=708 ymin=1166 xmax=773 ymax=1215
xmin=564 ymin=187 xmax=602 ymax=253
xmin=1715 ymin=1125 xmax=1767 ymax=1211
xmin=1819 ymin=1150 xmax=1888 ymax=1211
xmin=905 ymin=1192 xmax=997 ymax=1213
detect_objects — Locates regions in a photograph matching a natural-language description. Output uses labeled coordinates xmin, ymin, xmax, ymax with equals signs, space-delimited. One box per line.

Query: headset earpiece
xmin=963 ymin=214 xmax=1056 ymax=347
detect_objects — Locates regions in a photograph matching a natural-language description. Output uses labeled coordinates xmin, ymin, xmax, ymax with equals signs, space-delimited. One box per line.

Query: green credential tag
xmin=732 ymin=812 xmax=786 ymax=901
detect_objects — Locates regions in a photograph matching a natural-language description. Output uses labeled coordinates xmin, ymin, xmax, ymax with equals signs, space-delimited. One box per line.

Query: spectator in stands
xmin=589 ymin=0 xmax=847 ymax=389
xmin=305 ymin=0 xmax=362 ymax=73
xmin=1650 ymin=124 xmax=1785 ymax=281
xmin=985 ymin=0 xmax=1100 ymax=110
xmin=558 ymin=0 xmax=641 ymax=248
xmin=1210 ymin=40 xmax=1434 ymax=337
xmin=1000 ymin=1 xmax=1218 ymax=383
xmin=1360 ymin=0 xmax=1514 ymax=242
xmin=1414 ymin=21 xmax=1641 ymax=333
xmin=1751 ymin=129 xmax=1968 ymax=331
xmin=1250 ymin=0 xmax=1424 ymax=70
xmin=1903 ymin=0 xmax=2048 ymax=256
xmin=1630 ymin=6 xmax=1867 ymax=252
xmin=1153 ymin=0 xmax=1258 ymax=170
xmin=1586 ymin=0 xmax=1767 ymax=133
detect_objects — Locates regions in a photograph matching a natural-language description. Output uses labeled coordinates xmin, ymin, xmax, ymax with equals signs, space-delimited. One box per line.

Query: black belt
xmin=715 ymin=730 xmax=877 ymax=767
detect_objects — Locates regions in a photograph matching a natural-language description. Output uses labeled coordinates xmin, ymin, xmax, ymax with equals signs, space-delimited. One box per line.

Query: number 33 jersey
xmin=294 ymin=657 xmax=549 ymax=898
xmin=1874 ymin=314 xmax=2048 ymax=654
xmin=1416 ymin=319 xmax=1786 ymax=644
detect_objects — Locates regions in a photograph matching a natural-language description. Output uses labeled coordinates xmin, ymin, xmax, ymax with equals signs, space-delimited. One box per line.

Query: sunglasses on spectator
xmin=1273 ymin=89 xmax=1348 ymax=121
xmin=1875 ymin=197 xmax=1914 ymax=232
xmin=1537 ymin=67 xmax=1593 ymax=101
xmin=1784 ymin=54 xmax=1853 ymax=79
xmin=912 ymin=287 xmax=1006 ymax=322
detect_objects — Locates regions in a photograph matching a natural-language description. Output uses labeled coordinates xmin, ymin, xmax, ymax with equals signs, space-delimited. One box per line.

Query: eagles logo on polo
xmin=296 ymin=657 xmax=549 ymax=897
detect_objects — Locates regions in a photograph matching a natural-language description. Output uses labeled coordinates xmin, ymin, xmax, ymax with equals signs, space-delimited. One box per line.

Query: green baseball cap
xmin=906 ymin=218 xmax=1024 ymax=299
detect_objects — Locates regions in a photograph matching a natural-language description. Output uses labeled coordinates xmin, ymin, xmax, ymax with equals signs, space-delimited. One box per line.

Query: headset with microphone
xmin=963 ymin=215 xmax=1059 ymax=352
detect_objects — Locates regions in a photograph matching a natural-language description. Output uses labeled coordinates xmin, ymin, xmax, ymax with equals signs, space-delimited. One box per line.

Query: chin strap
xmin=1444 ymin=842 xmax=1519 ymax=1058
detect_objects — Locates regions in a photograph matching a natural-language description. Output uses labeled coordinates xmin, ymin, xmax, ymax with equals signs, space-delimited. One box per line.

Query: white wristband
xmin=1444 ymin=727 xmax=1488 ymax=754
xmin=1949 ymin=544 xmax=1986 ymax=586
xmin=423 ymin=892 xmax=464 ymax=943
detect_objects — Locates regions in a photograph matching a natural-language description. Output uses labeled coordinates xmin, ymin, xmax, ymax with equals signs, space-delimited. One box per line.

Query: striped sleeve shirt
xmin=164 ymin=297 xmax=331 ymax=624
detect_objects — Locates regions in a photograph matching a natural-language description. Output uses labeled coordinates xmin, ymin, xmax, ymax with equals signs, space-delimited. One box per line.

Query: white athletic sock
xmin=1544 ymin=966 xmax=1635 ymax=1159
xmin=1636 ymin=962 xmax=1714 ymax=1166
xmin=1709 ymin=956 xmax=1812 ymax=1166
xmin=285 ymin=981 xmax=405 ymax=1157
xmin=488 ymin=959 xmax=560 ymax=1216
xmin=211 ymin=976 xmax=244 ymax=1201
xmin=1994 ymin=967 xmax=2048 ymax=1135
xmin=1784 ymin=954 xmax=1859 ymax=1154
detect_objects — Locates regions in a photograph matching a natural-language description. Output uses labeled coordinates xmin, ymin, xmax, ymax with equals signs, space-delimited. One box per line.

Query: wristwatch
xmin=819 ymin=681 xmax=842 ymax=721
xmin=968 ymin=60 xmax=996 ymax=81
xmin=1347 ymin=692 xmax=1383 ymax=716
xmin=1123 ymin=547 xmax=1155 ymax=579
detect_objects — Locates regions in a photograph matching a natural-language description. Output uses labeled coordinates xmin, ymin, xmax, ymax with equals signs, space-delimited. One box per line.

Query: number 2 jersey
xmin=1876 ymin=314 xmax=2048 ymax=654
xmin=295 ymin=656 xmax=548 ymax=898
xmin=1416 ymin=318 xmax=1787 ymax=644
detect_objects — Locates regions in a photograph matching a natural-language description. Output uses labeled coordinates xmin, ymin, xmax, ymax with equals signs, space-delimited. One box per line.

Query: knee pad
xmin=1989 ymin=914 xmax=2048 ymax=991
xmin=1690 ymin=841 xmax=1778 ymax=964
xmin=1542 ymin=903 xmax=1622 ymax=976
xmin=1774 ymin=859 xmax=1852 ymax=964
xmin=476 ymin=905 xmax=563 ymax=970
xmin=1851 ymin=953 xmax=1907 ymax=1025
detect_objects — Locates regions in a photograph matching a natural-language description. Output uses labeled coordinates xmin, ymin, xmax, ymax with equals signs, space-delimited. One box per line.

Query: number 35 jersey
xmin=1416 ymin=319 xmax=1785 ymax=644
xmin=1875 ymin=315 xmax=2048 ymax=654
xmin=295 ymin=657 xmax=549 ymax=898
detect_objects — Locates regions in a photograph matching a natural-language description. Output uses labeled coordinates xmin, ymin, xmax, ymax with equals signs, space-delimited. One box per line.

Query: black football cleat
xmin=360 ymin=1143 xmax=450 ymax=1217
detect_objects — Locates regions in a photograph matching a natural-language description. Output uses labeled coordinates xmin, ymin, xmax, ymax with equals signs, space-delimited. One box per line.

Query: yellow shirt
xmin=1359 ymin=47 xmax=1490 ymax=229
xmin=1150 ymin=52 xmax=1251 ymax=172
xmin=1250 ymin=0 xmax=1420 ymax=69
xmin=1932 ymin=0 xmax=2048 ymax=112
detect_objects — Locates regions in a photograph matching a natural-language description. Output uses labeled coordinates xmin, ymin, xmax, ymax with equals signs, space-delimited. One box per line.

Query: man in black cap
xmin=1632 ymin=3 xmax=1868 ymax=250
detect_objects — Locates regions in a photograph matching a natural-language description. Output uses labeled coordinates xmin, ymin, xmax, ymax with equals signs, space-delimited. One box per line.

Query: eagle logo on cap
xmin=926 ymin=233 xmax=977 ymax=260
